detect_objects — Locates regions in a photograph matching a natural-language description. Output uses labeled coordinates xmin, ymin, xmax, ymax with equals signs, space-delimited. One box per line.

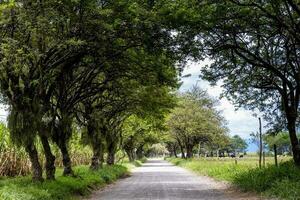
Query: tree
xmin=265 ymin=132 xmax=292 ymax=155
xmin=167 ymin=87 xmax=228 ymax=158
xmin=0 ymin=0 xmax=181 ymax=180
xmin=0 ymin=0 xmax=84 ymax=180
xmin=229 ymin=135 xmax=248 ymax=154
xmin=149 ymin=143 xmax=168 ymax=157
xmin=122 ymin=115 xmax=166 ymax=161
xmin=166 ymin=0 xmax=300 ymax=165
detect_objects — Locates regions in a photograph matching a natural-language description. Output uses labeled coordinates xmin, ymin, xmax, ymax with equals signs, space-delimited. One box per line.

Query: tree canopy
xmin=164 ymin=0 xmax=300 ymax=165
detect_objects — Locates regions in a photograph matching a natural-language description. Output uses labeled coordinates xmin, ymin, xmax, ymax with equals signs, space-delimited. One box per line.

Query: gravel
xmin=86 ymin=159 xmax=266 ymax=200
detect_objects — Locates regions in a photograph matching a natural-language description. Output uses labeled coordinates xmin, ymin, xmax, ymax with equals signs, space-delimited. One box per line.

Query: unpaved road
xmin=87 ymin=159 xmax=265 ymax=200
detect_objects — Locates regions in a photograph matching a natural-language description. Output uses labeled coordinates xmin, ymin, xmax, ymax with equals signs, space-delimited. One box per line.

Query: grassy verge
xmin=121 ymin=158 xmax=147 ymax=170
xmin=167 ymin=157 xmax=300 ymax=200
xmin=0 ymin=158 xmax=147 ymax=200
xmin=0 ymin=165 xmax=128 ymax=200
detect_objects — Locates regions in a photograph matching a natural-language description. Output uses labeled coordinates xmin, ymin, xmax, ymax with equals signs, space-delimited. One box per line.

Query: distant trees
xmin=166 ymin=87 xmax=228 ymax=158
xmin=229 ymin=135 xmax=248 ymax=155
xmin=148 ymin=144 xmax=168 ymax=157
xmin=122 ymin=113 xmax=169 ymax=162
xmin=265 ymin=132 xmax=292 ymax=155
xmin=265 ymin=131 xmax=293 ymax=166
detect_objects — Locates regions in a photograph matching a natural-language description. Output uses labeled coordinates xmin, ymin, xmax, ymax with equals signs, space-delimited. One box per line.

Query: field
xmin=167 ymin=156 xmax=300 ymax=200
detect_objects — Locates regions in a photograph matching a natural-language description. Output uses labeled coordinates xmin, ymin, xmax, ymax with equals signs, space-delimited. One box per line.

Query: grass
xmin=120 ymin=157 xmax=147 ymax=170
xmin=167 ymin=156 xmax=300 ymax=200
xmin=0 ymin=158 xmax=147 ymax=200
xmin=0 ymin=165 xmax=128 ymax=200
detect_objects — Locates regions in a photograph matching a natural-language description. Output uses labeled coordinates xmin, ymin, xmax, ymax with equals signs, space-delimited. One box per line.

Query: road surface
xmin=87 ymin=159 xmax=264 ymax=200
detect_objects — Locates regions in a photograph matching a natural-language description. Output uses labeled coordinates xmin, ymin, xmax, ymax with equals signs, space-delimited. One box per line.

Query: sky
xmin=0 ymin=104 xmax=7 ymax=122
xmin=180 ymin=60 xmax=263 ymax=152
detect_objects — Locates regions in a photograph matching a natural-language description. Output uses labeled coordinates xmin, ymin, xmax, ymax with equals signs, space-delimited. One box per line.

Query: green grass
xmin=139 ymin=157 xmax=147 ymax=163
xmin=167 ymin=157 xmax=300 ymax=200
xmin=0 ymin=165 xmax=128 ymax=200
xmin=119 ymin=158 xmax=147 ymax=170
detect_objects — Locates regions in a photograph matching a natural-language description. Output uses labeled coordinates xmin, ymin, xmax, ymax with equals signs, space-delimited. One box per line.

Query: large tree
xmin=165 ymin=0 xmax=300 ymax=165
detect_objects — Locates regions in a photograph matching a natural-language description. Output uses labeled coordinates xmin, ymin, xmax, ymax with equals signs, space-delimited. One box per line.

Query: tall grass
xmin=0 ymin=123 xmax=31 ymax=176
xmin=168 ymin=157 xmax=299 ymax=200
xmin=0 ymin=122 xmax=93 ymax=177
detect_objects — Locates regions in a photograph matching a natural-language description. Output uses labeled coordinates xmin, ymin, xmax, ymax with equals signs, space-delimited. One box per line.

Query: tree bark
xmin=107 ymin=149 xmax=115 ymax=165
xmin=177 ymin=139 xmax=185 ymax=159
xmin=186 ymin=144 xmax=193 ymax=158
xmin=259 ymin=117 xmax=262 ymax=169
xmin=90 ymin=144 xmax=103 ymax=170
xmin=40 ymin=135 xmax=56 ymax=180
xmin=107 ymin=140 xmax=117 ymax=165
xmin=136 ymin=145 xmax=144 ymax=160
xmin=173 ymin=145 xmax=178 ymax=158
xmin=57 ymin=139 xmax=74 ymax=176
xmin=287 ymin=116 xmax=300 ymax=166
xmin=197 ymin=142 xmax=201 ymax=158
xmin=125 ymin=149 xmax=135 ymax=162
xmin=87 ymin=123 xmax=104 ymax=170
xmin=274 ymin=144 xmax=278 ymax=167
xmin=25 ymin=142 xmax=44 ymax=182
xmin=180 ymin=146 xmax=185 ymax=158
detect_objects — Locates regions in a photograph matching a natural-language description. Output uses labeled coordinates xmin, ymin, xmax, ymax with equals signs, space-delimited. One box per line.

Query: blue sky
xmin=180 ymin=60 xmax=263 ymax=152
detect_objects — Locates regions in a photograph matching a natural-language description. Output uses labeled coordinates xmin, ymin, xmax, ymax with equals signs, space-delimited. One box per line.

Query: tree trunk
xmin=180 ymin=145 xmax=185 ymax=158
xmin=125 ymin=149 xmax=135 ymax=162
xmin=40 ymin=135 xmax=56 ymax=180
xmin=136 ymin=145 xmax=144 ymax=160
xmin=274 ymin=144 xmax=278 ymax=167
xmin=25 ymin=142 xmax=44 ymax=182
xmin=87 ymin=123 xmax=104 ymax=170
xmin=259 ymin=117 xmax=262 ymax=169
xmin=263 ymin=151 xmax=265 ymax=167
xmin=90 ymin=144 xmax=103 ymax=170
xmin=107 ymin=149 xmax=115 ymax=165
xmin=173 ymin=145 xmax=178 ymax=158
xmin=57 ymin=139 xmax=74 ymax=176
xmin=287 ymin=116 xmax=300 ymax=166
xmin=186 ymin=145 xmax=193 ymax=158
xmin=197 ymin=142 xmax=201 ymax=158
xmin=177 ymin=139 xmax=185 ymax=159
xmin=107 ymin=140 xmax=117 ymax=165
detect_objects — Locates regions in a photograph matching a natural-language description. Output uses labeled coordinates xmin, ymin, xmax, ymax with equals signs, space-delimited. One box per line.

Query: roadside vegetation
xmin=168 ymin=157 xmax=299 ymax=200
xmin=0 ymin=165 xmax=128 ymax=200
xmin=164 ymin=86 xmax=299 ymax=200
xmin=0 ymin=0 xmax=299 ymax=199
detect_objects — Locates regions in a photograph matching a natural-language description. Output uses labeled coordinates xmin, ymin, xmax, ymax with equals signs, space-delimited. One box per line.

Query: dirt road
xmin=87 ymin=159 xmax=264 ymax=200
